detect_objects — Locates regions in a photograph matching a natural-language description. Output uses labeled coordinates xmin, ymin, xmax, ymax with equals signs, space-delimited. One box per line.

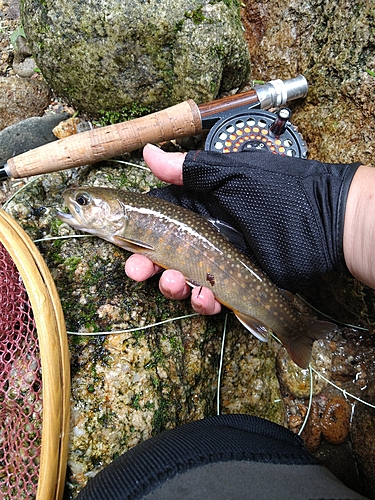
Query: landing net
xmin=0 ymin=241 xmax=42 ymax=499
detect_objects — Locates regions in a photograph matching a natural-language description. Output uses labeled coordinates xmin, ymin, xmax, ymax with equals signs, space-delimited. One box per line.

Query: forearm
xmin=343 ymin=165 xmax=375 ymax=289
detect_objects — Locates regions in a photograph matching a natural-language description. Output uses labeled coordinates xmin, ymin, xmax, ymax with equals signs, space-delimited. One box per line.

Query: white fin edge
xmin=235 ymin=312 xmax=269 ymax=342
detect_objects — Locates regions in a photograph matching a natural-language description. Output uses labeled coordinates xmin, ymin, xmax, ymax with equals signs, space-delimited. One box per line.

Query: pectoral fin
xmin=113 ymin=235 xmax=155 ymax=251
xmin=234 ymin=312 xmax=269 ymax=342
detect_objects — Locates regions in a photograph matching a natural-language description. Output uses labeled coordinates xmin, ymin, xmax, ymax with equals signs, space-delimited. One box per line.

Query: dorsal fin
xmin=206 ymin=218 xmax=247 ymax=252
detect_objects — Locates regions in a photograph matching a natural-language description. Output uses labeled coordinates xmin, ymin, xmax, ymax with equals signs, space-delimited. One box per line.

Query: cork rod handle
xmin=6 ymin=100 xmax=202 ymax=179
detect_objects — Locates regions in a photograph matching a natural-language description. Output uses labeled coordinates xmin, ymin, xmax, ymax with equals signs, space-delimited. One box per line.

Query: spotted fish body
xmin=57 ymin=187 xmax=335 ymax=368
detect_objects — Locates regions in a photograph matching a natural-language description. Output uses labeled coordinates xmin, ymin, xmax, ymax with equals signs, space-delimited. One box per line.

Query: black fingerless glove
xmin=149 ymin=150 xmax=360 ymax=292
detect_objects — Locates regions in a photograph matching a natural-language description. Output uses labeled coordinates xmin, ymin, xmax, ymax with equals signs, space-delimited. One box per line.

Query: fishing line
xmin=2 ymin=175 xmax=42 ymax=211
xmin=217 ymin=313 xmax=228 ymax=416
xmin=310 ymin=366 xmax=375 ymax=409
xmin=298 ymin=364 xmax=314 ymax=436
xmin=33 ymin=234 xmax=95 ymax=243
xmin=66 ymin=313 xmax=200 ymax=336
xmin=296 ymin=293 xmax=369 ymax=331
xmin=106 ymin=159 xmax=150 ymax=171
xmin=32 ymin=234 xmax=199 ymax=337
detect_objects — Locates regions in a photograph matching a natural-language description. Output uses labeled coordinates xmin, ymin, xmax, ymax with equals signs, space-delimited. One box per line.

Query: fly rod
xmin=0 ymin=75 xmax=308 ymax=181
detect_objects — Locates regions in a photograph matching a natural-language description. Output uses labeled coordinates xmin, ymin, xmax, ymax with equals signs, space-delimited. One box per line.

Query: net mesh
xmin=0 ymin=241 xmax=42 ymax=499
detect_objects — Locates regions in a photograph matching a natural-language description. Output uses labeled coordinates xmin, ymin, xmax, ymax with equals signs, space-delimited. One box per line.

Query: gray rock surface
xmin=0 ymin=76 xmax=51 ymax=130
xmin=12 ymin=34 xmax=37 ymax=77
xmin=5 ymin=0 xmax=20 ymax=19
xmin=12 ymin=56 xmax=36 ymax=77
xmin=20 ymin=0 xmax=251 ymax=114
xmin=0 ymin=112 xmax=70 ymax=165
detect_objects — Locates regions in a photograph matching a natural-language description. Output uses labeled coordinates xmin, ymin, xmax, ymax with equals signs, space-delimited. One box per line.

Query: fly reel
xmin=204 ymin=107 xmax=307 ymax=158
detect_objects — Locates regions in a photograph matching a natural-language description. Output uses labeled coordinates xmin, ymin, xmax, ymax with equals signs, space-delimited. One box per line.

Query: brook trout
xmin=57 ymin=187 xmax=335 ymax=368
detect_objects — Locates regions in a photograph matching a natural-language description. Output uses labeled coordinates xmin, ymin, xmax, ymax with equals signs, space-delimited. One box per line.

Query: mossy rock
xmin=20 ymin=0 xmax=250 ymax=115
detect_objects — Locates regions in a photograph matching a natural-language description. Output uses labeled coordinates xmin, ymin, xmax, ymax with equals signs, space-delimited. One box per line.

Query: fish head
xmin=56 ymin=187 xmax=126 ymax=238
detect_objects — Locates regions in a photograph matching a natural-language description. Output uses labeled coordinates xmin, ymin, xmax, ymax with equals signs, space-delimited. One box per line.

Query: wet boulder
xmin=20 ymin=0 xmax=251 ymax=115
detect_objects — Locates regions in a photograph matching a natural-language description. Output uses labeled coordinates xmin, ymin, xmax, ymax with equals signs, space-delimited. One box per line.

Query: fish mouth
xmin=56 ymin=209 xmax=85 ymax=230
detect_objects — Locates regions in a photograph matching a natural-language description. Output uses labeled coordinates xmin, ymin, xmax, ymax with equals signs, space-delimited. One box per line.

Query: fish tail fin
xmin=283 ymin=320 xmax=336 ymax=369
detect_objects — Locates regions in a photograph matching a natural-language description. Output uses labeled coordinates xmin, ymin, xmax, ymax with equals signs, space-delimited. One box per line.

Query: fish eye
xmin=75 ymin=192 xmax=91 ymax=206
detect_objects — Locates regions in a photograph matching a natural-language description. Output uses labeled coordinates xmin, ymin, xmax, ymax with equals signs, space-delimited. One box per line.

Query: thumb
xmin=143 ymin=144 xmax=186 ymax=186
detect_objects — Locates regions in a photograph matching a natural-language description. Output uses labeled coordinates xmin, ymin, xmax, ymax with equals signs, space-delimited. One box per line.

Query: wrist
xmin=343 ymin=165 xmax=375 ymax=289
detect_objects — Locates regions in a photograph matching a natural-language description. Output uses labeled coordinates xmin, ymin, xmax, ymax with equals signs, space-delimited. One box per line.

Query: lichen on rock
xmin=20 ymin=0 xmax=251 ymax=114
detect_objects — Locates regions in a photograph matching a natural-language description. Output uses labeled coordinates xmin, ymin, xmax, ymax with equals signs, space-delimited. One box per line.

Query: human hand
xmin=124 ymin=144 xmax=221 ymax=315
xmin=126 ymin=142 xmax=361 ymax=303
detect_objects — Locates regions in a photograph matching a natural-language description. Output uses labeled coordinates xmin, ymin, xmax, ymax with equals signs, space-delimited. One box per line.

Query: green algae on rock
xmin=20 ymin=0 xmax=250 ymax=114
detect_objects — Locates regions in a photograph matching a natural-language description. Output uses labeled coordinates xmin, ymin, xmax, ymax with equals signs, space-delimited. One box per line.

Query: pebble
xmin=321 ymin=396 xmax=351 ymax=445
xmin=52 ymin=116 xmax=92 ymax=139
xmin=300 ymin=401 xmax=322 ymax=452
xmin=12 ymin=56 xmax=37 ymax=78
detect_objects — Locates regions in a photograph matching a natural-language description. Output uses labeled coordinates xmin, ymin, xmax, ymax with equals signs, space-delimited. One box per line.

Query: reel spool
xmin=204 ymin=108 xmax=307 ymax=158
xmin=0 ymin=209 xmax=70 ymax=500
